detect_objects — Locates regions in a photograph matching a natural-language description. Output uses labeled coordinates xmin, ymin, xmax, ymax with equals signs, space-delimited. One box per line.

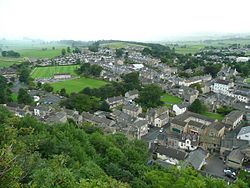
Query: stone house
xmin=222 ymin=110 xmax=244 ymax=129
xmin=153 ymin=145 xmax=188 ymax=165
xmin=125 ymin=89 xmax=139 ymax=100
xmin=170 ymin=111 xmax=215 ymax=134
xmin=167 ymin=132 xmax=199 ymax=151
xmin=146 ymin=106 xmax=169 ymax=127
xmin=226 ymin=149 xmax=245 ymax=169
xmin=122 ymin=104 xmax=142 ymax=118
xmin=199 ymin=122 xmax=225 ymax=151
xmin=106 ymin=96 xmax=125 ymax=109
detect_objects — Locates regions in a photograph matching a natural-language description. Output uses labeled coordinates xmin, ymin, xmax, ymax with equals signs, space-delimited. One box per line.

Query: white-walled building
xmin=173 ymin=103 xmax=188 ymax=116
xmin=211 ymin=80 xmax=234 ymax=96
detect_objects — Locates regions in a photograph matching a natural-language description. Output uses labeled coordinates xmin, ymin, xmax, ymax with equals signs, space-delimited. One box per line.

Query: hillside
xmin=0 ymin=106 xmax=249 ymax=188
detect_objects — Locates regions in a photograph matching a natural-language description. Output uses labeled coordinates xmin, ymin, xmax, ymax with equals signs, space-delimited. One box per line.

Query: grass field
xmin=161 ymin=93 xmax=182 ymax=107
xmin=246 ymin=51 xmax=250 ymax=56
xmin=31 ymin=65 xmax=80 ymax=78
xmin=17 ymin=48 xmax=65 ymax=59
xmin=175 ymin=45 xmax=204 ymax=54
xmin=101 ymin=42 xmax=146 ymax=49
xmin=201 ymin=112 xmax=224 ymax=120
xmin=0 ymin=57 xmax=23 ymax=67
xmin=51 ymin=77 xmax=107 ymax=94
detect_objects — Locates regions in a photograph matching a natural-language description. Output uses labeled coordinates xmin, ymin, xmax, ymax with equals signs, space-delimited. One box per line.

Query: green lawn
xmin=161 ymin=93 xmax=182 ymax=107
xmin=246 ymin=51 xmax=250 ymax=56
xmin=31 ymin=65 xmax=80 ymax=78
xmin=51 ymin=77 xmax=107 ymax=94
xmin=11 ymin=93 xmax=18 ymax=102
xmin=201 ymin=112 xmax=224 ymax=120
xmin=17 ymin=48 xmax=66 ymax=58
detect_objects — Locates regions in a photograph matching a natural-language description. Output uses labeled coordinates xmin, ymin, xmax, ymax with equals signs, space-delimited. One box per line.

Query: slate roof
xmin=185 ymin=148 xmax=208 ymax=170
xmin=155 ymin=145 xmax=188 ymax=161
xmin=223 ymin=110 xmax=243 ymax=124
xmin=238 ymin=126 xmax=250 ymax=137
xmin=228 ymin=149 xmax=245 ymax=163
xmin=216 ymin=79 xmax=230 ymax=85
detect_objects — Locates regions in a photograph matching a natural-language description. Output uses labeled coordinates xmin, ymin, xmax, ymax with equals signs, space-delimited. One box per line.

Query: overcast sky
xmin=0 ymin=0 xmax=250 ymax=41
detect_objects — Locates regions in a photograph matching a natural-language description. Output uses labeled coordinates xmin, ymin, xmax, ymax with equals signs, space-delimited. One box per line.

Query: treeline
xmin=1 ymin=50 xmax=21 ymax=58
xmin=0 ymin=107 xmax=249 ymax=188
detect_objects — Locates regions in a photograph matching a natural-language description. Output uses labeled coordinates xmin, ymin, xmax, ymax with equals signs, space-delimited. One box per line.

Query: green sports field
xmin=51 ymin=77 xmax=107 ymax=94
xmin=31 ymin=65 xmax=80 ymax=78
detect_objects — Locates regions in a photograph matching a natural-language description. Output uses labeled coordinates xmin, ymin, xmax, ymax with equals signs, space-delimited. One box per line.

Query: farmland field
xmin=101 ymin=41 xmax=146 ymax=49
xmin=175 ymin=45 xmax=204 ymax=54
xmin=161 ymin=93 xmax=182 ymax=107
xmin=17 ymin=48 xmax=65 ymax=58
xmin=0 ymin=57 xmax=23 ymax=67
xmin=51 ymin=77 xmax=107 ymax=94
xmin=31 ymin=65 xmax=80 ymax=78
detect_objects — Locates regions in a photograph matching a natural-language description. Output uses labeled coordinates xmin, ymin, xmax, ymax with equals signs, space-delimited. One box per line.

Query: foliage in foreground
xmin=0 ymin=106 xmax=248 ymax=188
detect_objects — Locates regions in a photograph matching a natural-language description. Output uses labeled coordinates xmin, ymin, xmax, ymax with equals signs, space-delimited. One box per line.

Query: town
xmin=1 ymin=39 xmax=250 ymax=184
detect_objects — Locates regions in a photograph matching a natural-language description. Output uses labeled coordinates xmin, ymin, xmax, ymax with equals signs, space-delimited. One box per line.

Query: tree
xmin=115 ymin=48 xmax=124 ymax=58
xmin=19 ymin=68 xmax=30 ymax=84
xmin=72 ymin=47 xmax=81 ymax=53
xmin=60 ymin=93 xmax=100 ymax=113
xmin=67 ymin=46 xmax=71 ymax=53
xmin=37 ymin=82 xmax=42 ymax=89
xmin=137 ymin=84 xmax=163 ymax=109
xmin=0 ymin=75 xmax=10 ymax=104
xmin=43 ymin=83 xmax=53 ymax=92
xmin=190 ymin=83 xmax=202 ymax=94
xmin=122 ymin=72 xmax=141 ymax=91
xmin=61 ymin=48 xmax=66 ymax=56
xmin=17 ymin=88 xmax=33 ymax=105
xmin=59 ymin=88 xmax=67 ymax=97
xmin=188 ymin=99 xmax=207 ymax=114
xmin=88 ymin=42 xmax=99 ymax=52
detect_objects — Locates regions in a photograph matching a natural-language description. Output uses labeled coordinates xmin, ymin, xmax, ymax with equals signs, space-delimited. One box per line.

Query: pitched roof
xmin=185 ymin=148 xmax=208 ymax=170
xmin=156 ymin=145 xmax=188 ymax=161
xmin=223 ymin=110 xmax=243 ymax=124
xmin=238 ymin=126 xmax=250 ymax=137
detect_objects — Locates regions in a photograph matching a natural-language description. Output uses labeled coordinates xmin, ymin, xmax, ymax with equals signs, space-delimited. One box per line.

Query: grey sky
xmin=0 ymin=0 xmax=249 ymax=41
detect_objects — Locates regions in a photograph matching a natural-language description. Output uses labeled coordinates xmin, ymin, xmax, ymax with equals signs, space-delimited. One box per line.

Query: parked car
xmin=224 ymin=168 xmax=236 ymax=180
xmin=159 ymin=128 xmax=164 ymax=133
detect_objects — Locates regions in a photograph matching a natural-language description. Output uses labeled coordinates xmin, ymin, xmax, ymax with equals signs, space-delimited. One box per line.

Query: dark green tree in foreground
xmin=188 ymin=99 xmax=207 ymax=114
xmin=17 ymin=88 xmax=33 ymax=105
xmin=0 ymin=106 xmax=249 ymax=188
xmin=0 ymin=75 xmax=11 ymax=104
